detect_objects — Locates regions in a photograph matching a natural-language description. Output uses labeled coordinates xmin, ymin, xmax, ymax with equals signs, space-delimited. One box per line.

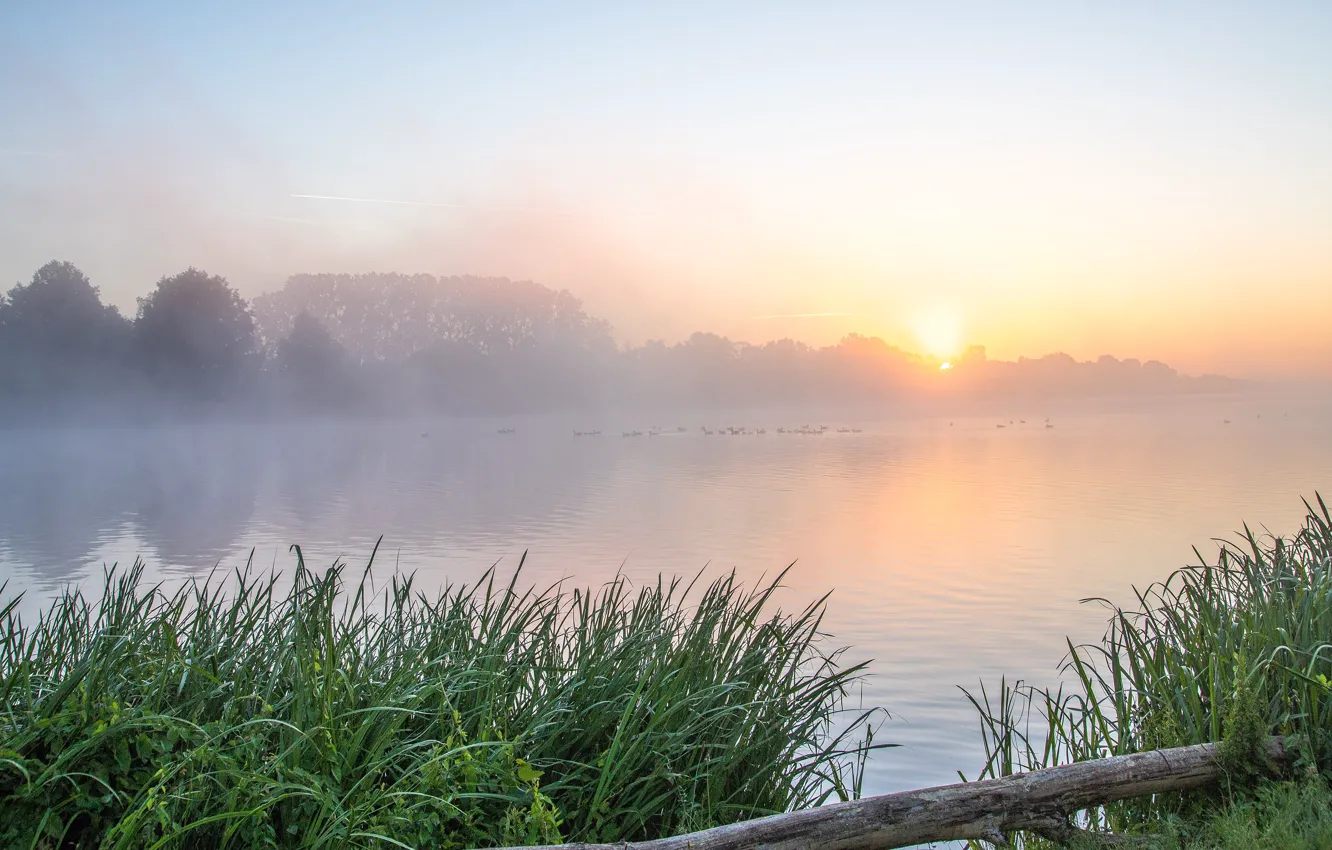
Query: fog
xmin=6 ymin=2 xmax=1332 ymax=379
xmin=0 ymin=260 xmax=1264 ymax=428
xmin=3 ymin=254 xmax=1306 ymax=593
xmin=4 ymin=384 xmax=1325 ymax=598
xmin=3 ymin=378 xmax=1329 ymax=796
xmin=2 ymin=256 xmax=1326 ymax=798
xmin=0 ymin=254 xmax=1309 ymax=594
xmin=7 ymin=5 xmax=1332 ymax=819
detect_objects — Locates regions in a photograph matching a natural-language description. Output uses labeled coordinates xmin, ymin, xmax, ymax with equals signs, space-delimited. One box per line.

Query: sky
xmin=2 ymin=1 xmax=1330 ymax=379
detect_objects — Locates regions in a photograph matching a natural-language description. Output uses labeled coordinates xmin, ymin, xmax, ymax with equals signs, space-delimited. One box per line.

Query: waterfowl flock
xmin=500 ymin=423 xmax=868 ymax=438
xmin=990 ymin=417 xmax=1056 ymax=430
xmin=455 ymin=410 xmax=1291 ymax=442
xmin=480 ymin=417 xmax=1125 ymax=439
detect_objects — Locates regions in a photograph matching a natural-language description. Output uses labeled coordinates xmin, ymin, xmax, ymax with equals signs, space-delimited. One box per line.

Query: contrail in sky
xmin=751 ymin=312 xmax=853 ymax=320
xmin=291 ymin=194 xmax=571 ymax=215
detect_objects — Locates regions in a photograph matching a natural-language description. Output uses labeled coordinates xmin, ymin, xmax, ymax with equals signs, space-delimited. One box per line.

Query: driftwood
xmin=484 ymin=736 xmax=1293 ymax=850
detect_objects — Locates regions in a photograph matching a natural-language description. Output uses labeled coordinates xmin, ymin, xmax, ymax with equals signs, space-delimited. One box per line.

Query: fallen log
xmin=482 ymin=736 xmax=1293 ymax=850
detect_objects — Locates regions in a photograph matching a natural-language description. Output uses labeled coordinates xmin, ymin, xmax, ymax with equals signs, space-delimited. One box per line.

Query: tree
xmin=252 ymin=273 xmax=615 ymax=363
xmin=133 ymin=268 xmax=257 ymax=398
xmin=0 ymin=261 xmax=130 ymax=398
xmin=275 ymin=313 xmax=353 ymax=408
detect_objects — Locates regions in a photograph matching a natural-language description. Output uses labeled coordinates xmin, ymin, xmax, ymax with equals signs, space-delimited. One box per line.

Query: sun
xmin=912 ymin=309 xmax=963 ymax=360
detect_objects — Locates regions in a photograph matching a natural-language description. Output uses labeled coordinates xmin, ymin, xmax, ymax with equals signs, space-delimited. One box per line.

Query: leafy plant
xmin=964 ymin=494 xmax=1332 ymax=842
xmin=0 ymin=545 xmax=882 ymax=848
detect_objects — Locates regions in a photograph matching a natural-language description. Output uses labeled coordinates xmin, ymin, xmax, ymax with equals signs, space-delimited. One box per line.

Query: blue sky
xmin=3 ymin=1 xmax=1330 ymax=375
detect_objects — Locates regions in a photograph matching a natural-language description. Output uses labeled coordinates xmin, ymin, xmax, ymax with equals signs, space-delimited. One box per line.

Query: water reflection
xmin=0 ymin=416 xmax=623 ymax=586
xmin=129 ymin=425 xmax=265 ymax=569
xmin=255 ymin=416 xmax=621 ymax=561
xmin=0 ymin=428 xmax=138 ymax=584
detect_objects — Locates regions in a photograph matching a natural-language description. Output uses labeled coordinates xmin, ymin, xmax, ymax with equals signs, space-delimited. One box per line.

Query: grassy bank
xmin=0 ymin=549 xmax=880 ymax=849
xmin=968 ymin=495 xmax=1332 ymax=847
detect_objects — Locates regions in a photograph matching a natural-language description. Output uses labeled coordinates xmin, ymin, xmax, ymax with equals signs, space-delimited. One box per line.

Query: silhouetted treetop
xmin=0 ymin=259 xmax=1245 ymax=421
xmin=253 ymin=273 xmax=614 ymax=363
xmin=134 ymin=268 xmax=257 ymax=396
xmin=1 ymin=261 xmax=127 ymax=348
xmin=0 ymin=261 xmax=130 ymax=398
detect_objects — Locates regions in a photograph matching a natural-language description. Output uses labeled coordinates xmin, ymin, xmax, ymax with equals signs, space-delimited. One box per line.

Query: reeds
xmin=0 ymin=548 xmax=881 ymax=848
xmin=966 ymin=494 xmax=1332 ymax=835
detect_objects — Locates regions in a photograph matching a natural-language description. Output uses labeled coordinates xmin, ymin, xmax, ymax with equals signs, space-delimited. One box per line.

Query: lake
xmin=2 ymin=394 xmax=1329 ymax=795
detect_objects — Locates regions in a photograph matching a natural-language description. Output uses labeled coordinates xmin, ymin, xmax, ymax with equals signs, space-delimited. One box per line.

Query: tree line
xmin=0 ymin=261 xmax=1239 ymax=421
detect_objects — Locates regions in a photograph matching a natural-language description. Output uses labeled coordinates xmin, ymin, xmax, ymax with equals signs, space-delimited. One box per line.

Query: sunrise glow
xmin=0 ymin=4 xmax=1328 ymax=378
xmin=912 ymin=311 xmax=964 ymax=361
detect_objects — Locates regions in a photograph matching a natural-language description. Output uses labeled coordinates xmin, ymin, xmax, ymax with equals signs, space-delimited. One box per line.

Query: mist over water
xmin=6 ymin=8 xmax=1332 ymax=847
xmin=3 ymin=394 xmax=1329 ymax=794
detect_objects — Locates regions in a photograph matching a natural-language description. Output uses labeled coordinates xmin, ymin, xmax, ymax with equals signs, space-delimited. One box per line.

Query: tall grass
xmin=966 ymin=495 xmax=1332 ymax=836
xmin=0 ymin=547 xmax=881 ymax=849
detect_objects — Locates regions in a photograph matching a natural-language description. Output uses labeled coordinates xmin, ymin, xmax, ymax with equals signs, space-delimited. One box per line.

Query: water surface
xmin=2 ymin=396 xmax=1329 ymax=794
